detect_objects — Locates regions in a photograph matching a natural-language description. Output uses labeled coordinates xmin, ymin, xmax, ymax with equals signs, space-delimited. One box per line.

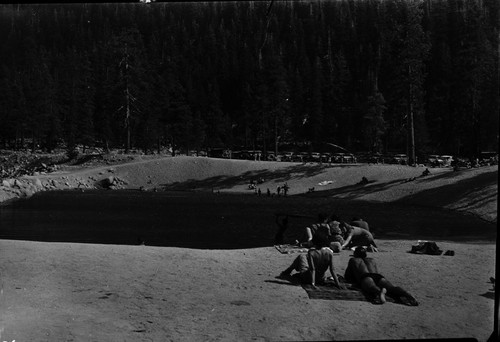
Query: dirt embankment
xmin=1 ymin=154 xmax=497 ymax=222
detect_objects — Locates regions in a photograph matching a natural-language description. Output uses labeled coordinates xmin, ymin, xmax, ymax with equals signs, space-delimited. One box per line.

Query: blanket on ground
xmin=301 ymin=278 xmax=395 ymax=302
xmin=274 ymin=244 xmax=308 ymax=254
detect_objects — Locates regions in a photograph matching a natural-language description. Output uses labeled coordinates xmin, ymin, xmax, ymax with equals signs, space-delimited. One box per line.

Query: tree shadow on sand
xmin=295 ymin=169 xmax=497 ymax=215
xmin=160 ymin=163 xmax=362 ymax=191
xmin=299 ymin=179 xmax=402 ymax=199
xmin=396 ymin=170 xmax=498 ymax=209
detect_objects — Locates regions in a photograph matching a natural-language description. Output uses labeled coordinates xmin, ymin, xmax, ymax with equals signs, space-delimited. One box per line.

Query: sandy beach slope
xmin=0 ymin=156 xmax=497 ymax=341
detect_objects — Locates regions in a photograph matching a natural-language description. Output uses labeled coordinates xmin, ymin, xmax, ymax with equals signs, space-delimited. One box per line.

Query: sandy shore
xmin=0 ymin=239 xmax=495 ymax=341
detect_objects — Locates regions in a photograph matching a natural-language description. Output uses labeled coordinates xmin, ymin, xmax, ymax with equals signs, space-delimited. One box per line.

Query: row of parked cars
xmin=229 ymin=150 xmax=358 ymax=163
xmin=204 ymin=148 xmax=498 ymax=167
xmin=422 ymin=153 xmax=498 ymax=168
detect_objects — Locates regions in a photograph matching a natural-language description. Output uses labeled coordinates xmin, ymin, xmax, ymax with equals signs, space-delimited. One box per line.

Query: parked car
xmin=370 ymin=153 xmax=383 ymax=163
xmin=310 ymin=152 xmax=321 ymax=162
xmin=452 ymin=157 xmax=471 ymax=169
xmin=439 ymin=155 xmax=454 ymax=167
xmin=246 ymin=150 xmax=262 ymax=160
xmin=277 ymin=151 xmax=293 ymax=162
xmin=299 ymin=152 xmax=310 ymax=162
xmin=342 ymin=153 xmax=356 ymax=163
xmin=266 ymin=152 xmax=280 ymax=161
xmin=357 ymin=152 xmax=382 ymax=164
xmin=188 ymin=150 xmax=208 ymax=157
xmin=392 ymin=154 xmax=408 ymax=165
xmin=231 ymin=150 xmax=244 ymax=159
xmin=332 ymin=152 xmax=345 ymax=163
xmin=209 ymin=148 xmax=231 ymax=158
xmin=291 ymin=153 xmax=304 ymax=162
xmin=427 ymin=154 xmax=444 ymax=167
xmin=320 ymin=153 xmax=331 ymax=163
xmin=480 ymin=152 xmax=499 ymax=165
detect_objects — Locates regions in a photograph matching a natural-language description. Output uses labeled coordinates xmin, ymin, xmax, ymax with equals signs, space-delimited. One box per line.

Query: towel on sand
xmin=275 ymin=244 xmax=308 ymax=254
xmin=302 ymin=278 xmax=395 ymax=302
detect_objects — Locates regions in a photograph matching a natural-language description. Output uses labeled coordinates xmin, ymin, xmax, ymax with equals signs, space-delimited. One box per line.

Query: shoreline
xmin=1 ymin=182 xmax=497 ymax=224
xmin=1 ymin=188 xmax=496 ymax=246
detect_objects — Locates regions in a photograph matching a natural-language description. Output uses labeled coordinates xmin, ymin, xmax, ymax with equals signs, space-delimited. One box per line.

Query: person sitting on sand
xmin=325 ymin=214 xmax=344 ymax=252
xmin=279 ymin=240 xmax=346 ymax=289
xmin=301 ymin=213 xmax=333 ymax=248
xmin=344 ymin=246 xmax=419 ymax=306
xmin=350 ymin=217 xmax=370 ymax=232
xmin=358 ymin=176 xmax=369 ymax=185
xmin=300 ymin=213 xmax=347 ymax=252
xmin=340 ymin=222 xmax=378 ymax=252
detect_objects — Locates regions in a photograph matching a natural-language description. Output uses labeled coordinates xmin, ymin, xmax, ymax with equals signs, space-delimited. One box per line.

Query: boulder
xmin=2 ymin=180 xmax=10 ymax=188
xmin=100 ymin=176 xmax=115 ymax=188
xmin=34 ymin=178 xmax=43 ymax=189
xmin=22 ymin=189 xmax=34 ymax=198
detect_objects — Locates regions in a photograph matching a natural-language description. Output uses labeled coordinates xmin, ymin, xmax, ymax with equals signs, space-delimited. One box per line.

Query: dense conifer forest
xmin=0 ymin=0 xmax=497 ymax=159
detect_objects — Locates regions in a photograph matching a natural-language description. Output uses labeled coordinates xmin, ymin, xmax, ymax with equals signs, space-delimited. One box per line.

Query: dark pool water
xmin=0 ymin=190 xmax=496 ymax=249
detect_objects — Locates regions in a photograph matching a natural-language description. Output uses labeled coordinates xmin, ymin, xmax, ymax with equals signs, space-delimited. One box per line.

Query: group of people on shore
xmin=297 ymin=213 xmax=378 ymax=253
xmin=249 ymin=181 xmax=290 ymax=197
xmin=276 ymin=213 xmax=418 ymax=306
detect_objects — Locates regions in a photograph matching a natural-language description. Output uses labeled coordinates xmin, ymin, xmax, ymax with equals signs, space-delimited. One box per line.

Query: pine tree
xmin=363 ymin=92 xmax=387 ymax=153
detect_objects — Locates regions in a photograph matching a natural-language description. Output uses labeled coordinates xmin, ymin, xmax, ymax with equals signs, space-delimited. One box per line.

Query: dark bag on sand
xmin=410 ymin=241 xmax=443 ymax=255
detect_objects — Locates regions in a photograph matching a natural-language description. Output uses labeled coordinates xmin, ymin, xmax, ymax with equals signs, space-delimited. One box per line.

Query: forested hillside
xmin=0 ymin=0 xmax=497 ymax=158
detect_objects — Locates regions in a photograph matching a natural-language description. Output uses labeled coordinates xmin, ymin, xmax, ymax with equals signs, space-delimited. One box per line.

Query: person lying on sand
xmin=279 ymin=240 xmax=346 ymax=290
xmin=340 ymin=222 xmax=378 ymax=252
xmin=344 ymin=246 xmax=419 ymax=306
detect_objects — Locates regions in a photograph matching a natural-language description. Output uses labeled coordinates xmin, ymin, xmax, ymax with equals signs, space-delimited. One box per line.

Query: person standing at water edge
xmin=274 ymin=214 xmax=289 ymax=245
xmin=344 ymin=247 xmax=418 ymax=305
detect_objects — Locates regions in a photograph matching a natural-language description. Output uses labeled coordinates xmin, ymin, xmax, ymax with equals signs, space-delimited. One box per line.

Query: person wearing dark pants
xmin=344 ymin=246 xmax=419 ymax=305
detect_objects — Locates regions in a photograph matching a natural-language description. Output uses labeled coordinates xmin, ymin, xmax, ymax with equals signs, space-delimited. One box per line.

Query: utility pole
xmin=274 ymin=115 xmax=278 ymax=156
xmin=125 ymin=84 xmax=130 ymax=153
xmin=408 ymin=65 xmax=416 ymax=166
xmin=121 ymin=44 xmax=131 ymax=153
